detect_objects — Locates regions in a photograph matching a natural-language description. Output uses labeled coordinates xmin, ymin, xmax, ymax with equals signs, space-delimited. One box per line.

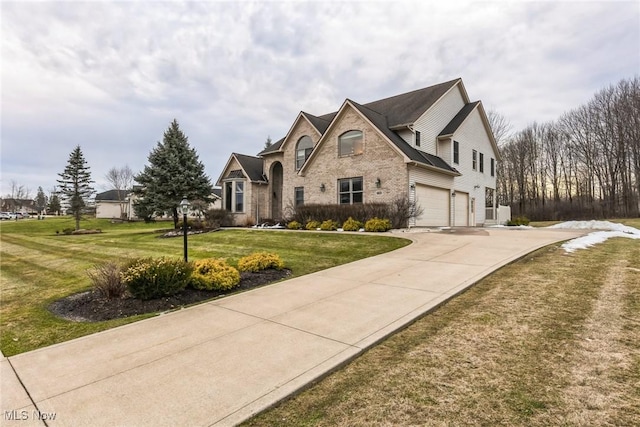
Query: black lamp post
xmin=180 ymin=197 xmax=190 ymax=262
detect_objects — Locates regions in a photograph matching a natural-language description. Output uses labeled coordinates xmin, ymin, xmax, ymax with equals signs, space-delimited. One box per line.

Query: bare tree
xmin=105 ymin=165 xmax=134 ymax=219
xmin=487 ymin=109 xmax=513 ymax=146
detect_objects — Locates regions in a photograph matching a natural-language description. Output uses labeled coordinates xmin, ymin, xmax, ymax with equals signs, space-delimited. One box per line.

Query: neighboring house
xmin=0 ymin=198 xmax=37 ymax=214
xmin=96 ymin=189 xmax=223 ymax=220
xmin=95 ymin=190 xmax=134 ymax=219
xmin=217 ymin=78 xmax=501 ymax=227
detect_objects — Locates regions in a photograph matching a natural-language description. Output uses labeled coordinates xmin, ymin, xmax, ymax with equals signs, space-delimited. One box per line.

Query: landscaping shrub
xmin=306 ymin=220 xmax=321 ymax=230
xmin=87 ymin=262 xmax=127 ymax=299
xmin=204 ymin=208 xmax=232 ymax=228
xmin=507 ymin=215 xmax=531 ymax=226
xmin=320 ymin=219 xmax=339 ymax=231
xmin=238 ymin=252 xmax=285 ymax=272
xmin=287 ymin=220 xmax=302 ymax=230
xmin=189 ymin=258 xmax=240 ymax=291
xmin=176 ymin=218 xmax=206 ymax=230
xmin=364 ymin=217 xmax=392 ymax=232
xmin=121 ymin=257 xmax=193 ymax=300
xmin=342 ymin=217 xmax=363 ymax=231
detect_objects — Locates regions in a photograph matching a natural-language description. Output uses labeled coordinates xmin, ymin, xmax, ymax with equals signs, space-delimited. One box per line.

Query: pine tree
xmin=264 ymin=135 xmax=273 ymax=150
xmin=48 ymin=194 xmax=61 ymax=216
xmin=134 ymin=119 xmax=214 ymax=228
xmin=57 ymin=146 xmax=95 ymax=230
xmin=35 ymin=186 xmax=47 ymax=216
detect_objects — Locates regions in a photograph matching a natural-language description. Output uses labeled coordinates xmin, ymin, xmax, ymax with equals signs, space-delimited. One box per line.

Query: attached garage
xmin=415 ymin=185 xmax=450 ymax=227
xmin=454 ymin=192 xmax=469 ymax=226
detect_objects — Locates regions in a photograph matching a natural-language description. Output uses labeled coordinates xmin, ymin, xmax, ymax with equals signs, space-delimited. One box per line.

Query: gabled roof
xmin=438 ymin=101 xmax=481 ymax=137
xmin=361 ymin=79 xmax=461 ymax=127
xmin=217 ymin=153 xmax=267 ymax=185
xmin=258 ymin=137 xmax=285 ymax=156
xmin=95 ymin=189 xmax=130 ymax=201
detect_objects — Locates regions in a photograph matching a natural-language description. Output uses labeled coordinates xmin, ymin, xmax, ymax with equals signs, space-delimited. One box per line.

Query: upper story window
xmin=453 ymin=141 xmax=459 ymax=164
xmin=338 ymin=130 xmax=363 ymax=157
xmin=479 ymin=152 xmax=484 ymax=173
xmin=296 ymin=136 xmax=313 ymax=170
xmin=491 ymin=158 xmax=495 ymax=177
xmin=472 ymin=150 xmax=478 ymax=171
xmin=415 ymin=131 xmax=421 ymax=147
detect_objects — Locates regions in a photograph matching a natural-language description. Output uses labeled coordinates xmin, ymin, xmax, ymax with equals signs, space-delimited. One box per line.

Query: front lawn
xmin=0 ymin=218 xmax=409 ymax=356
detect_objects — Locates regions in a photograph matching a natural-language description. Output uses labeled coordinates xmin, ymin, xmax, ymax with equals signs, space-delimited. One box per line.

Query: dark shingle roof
xmin=233 ymin=153 xmax=267 ymax=182
xmin=351 ymin=101 xmax=458 ymax=174
xmin=439 ymin=101 xmax=480 ymax=137
xmin=361 ymin=79 xmax=460 ymax=127
xmin=256 ymin=79 xmax=463 ymax=174
xmin=95 ymin=189 xmax=129 ymax=201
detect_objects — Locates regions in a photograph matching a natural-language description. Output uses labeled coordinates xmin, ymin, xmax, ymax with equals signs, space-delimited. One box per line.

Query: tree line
xmin=495 ymin=76 xmax=640 ymax=220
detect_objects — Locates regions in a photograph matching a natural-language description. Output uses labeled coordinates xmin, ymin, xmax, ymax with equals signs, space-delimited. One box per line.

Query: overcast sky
xmin=2 ymin=0 xmax=639 ymax=198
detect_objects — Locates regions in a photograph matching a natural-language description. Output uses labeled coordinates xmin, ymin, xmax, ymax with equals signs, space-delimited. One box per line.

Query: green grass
xmin=243 ymin=226 xmax=640 ymax=426
xmin=0 ymin=217 xmax=409 ymax=356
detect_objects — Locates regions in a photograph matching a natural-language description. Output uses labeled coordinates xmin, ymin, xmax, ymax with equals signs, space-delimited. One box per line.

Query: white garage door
xmin=454 ymin=192 xmax=469 ymax=226
xmin=415 ymin=185 xmax=450 ymax=227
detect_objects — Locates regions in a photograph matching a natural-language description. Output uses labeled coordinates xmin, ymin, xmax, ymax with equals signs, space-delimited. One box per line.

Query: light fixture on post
xmin=375 ymin=178 xmax=381 ymax=188
xmin=320 ymin=183 xmax=326 ymax=192
xmin=180 ymin=197 xmax=190 ymax=262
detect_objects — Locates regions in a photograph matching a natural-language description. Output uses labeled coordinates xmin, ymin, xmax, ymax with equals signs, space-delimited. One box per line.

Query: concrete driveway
xmin=1 ymin=227 xmax=587 ymax=427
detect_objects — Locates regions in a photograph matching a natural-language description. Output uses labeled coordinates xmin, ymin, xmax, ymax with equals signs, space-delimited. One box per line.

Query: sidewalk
xmin=1 ymin=228 xmax=587 ymax=426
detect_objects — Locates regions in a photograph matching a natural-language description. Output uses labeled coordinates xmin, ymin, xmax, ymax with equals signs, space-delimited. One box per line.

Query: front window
xmin=472 ymin=150 xmax=478 ymax=171
xmin=338 ymin=177 xmax=363 ymax=204
xmin=235 ymin=182 xmax=244 ymax=212
xmin=491 ymin=158 xmax=495 ymax=177
xmin=479 ymin=152 xmax=484 ymax=173
xmin=415 ymin=131 xmax=421 ymax=147
xmin=453 ymin=141 xmax=459 ymax=164
xmin=296 ymin=136 xmax=313 ymax=170
xmin=295 ymin=187 xmax=304 ymax=206
xmin=339 ymin=130 xmax=363 ymax=157
xmin=225 ymin=182 xmax=232 ymax=211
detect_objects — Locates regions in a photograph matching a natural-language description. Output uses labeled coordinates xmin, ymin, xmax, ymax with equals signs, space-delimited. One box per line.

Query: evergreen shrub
xmin=320 ymin=219 xmax=339 ymax=231
xmin=287 ymin=220 xmax=302 ymax=230
xmin=189 ymin=258 xmax=240 ymax=291
xmin=364 ymin=217 xmax=392 ymax=232
xmin=238 ymin=252 xmax=285 ymax=272
xmin=342 ymin=217 xmax=363 ymax=231
xmin=306 ymin=220 xmax=321 ymax=230
xmin=121 ymin=257 xmax=192 ymax=300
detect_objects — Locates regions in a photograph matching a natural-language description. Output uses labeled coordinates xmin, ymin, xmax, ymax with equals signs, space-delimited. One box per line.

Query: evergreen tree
xmin=57 ymin=146 xmax=95 ymax=230
xmin=134 ymin=119 xmax=214 ymax=228
xmin=264 ymin=135 xmax=273 ymax=150
xmin=48 ymin=194 xmax=61 ymax=215
xmin=35 ymin=186 xmax=47 ymax=216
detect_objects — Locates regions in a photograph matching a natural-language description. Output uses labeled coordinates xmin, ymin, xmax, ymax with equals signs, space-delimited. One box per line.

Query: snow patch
xmin=548 ymin=220 xmax=640 ymax=252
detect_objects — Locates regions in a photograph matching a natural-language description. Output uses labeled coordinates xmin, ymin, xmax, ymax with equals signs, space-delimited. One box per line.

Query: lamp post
xmin=180 ymin=197 xmax=190 ymax=262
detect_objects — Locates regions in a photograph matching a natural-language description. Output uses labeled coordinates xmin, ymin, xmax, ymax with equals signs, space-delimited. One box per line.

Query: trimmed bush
xmin=507 ymin=215 xmax=531 ymax=226
xmin=87 ymin=262 xmax=127 ymax=299
xmin=364 ymin=217 xmax=392 ymax=232
xmin=342 ymin=217 xmax=363 ymax=231
xmin=204 ymin=208 xmax=232 ymax=228
xmin=121 ymin=257 xmax=193 ymax=300
xmin=287 ymin=220 xmax=302 ymax=230
xmin=320 ymin=219 xmax=339 ymax=231
xmin=189 ymin=258 xmax=240 ymax=291
xmin=306 ymin=220 xmax=321 ymax=230
xmin=238 ymin=252 xmax=285 ymax=272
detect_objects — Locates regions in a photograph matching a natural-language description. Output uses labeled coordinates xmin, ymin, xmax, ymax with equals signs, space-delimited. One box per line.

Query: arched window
xmin=338 ymin=130 xmax=363 ymax=157
xmin=296 ymin=136 xmax=313 ymax=170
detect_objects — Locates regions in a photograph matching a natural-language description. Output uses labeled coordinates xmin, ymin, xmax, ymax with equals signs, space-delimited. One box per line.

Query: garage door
xmin=415 ymin=185 xmax=450 ymax=227
xmin=454 ymin=192 xmax=469 ymax=226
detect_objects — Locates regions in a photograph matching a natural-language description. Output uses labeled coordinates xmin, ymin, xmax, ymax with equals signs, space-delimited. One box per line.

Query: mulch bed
xmin=49 ymin=268 xmax=291 ymax=322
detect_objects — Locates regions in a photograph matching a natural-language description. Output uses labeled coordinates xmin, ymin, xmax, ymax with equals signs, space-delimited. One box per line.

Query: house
xmin=217 ymin=78 xmax=500 ymax=227
xmin=95 ymin=189 xmax=223 ymax=220
xmin=0 ymin=198 xmax=37 ymax=214
xmin=95 ymin=190 xmax=135 ymax=220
